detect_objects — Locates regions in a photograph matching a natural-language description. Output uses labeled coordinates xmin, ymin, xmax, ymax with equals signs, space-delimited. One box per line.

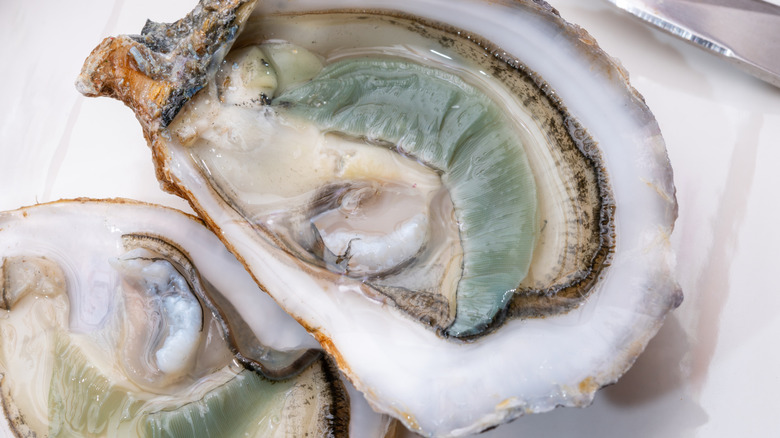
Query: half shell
xmin=0 ymin=199 xmax=392 ymax=437
xmin=77 ymin=0 xmax=681 ymax=436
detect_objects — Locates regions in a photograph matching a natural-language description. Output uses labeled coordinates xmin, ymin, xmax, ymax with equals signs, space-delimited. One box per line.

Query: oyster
xmin=77 ymin=0 xmax=681 ymax=436
xmin=0 ymin=199 xmax=393 ymax=437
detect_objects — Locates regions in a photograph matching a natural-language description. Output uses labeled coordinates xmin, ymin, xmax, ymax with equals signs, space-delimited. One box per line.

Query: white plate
xmin=1 ymin=0 xmax=779 ymax=436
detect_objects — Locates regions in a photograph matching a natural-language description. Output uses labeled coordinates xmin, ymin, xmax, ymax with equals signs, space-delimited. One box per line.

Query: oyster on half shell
xmin=77 ymin=0 xmax=681 ymax=436
xmin=0 ymin=200 xmax=393 ymax=437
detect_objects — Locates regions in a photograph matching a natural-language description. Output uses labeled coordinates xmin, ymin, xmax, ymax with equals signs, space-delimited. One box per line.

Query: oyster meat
xmin=0 ymin=199 xmax=393 ymax=437
xmin=77 ymin=0 xmax=681 ymax=436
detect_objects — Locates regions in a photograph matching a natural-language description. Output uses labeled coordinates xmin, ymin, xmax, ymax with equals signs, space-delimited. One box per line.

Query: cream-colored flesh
xmin=157 ymin=5 xmax=679 ymax=437
xmin=216 ymin=46 xmax=279 ymax=106
xmin=181 ymin=98 xmax=463 ymax=303
xmin=188 ymin=115 xmax=442 ymax=219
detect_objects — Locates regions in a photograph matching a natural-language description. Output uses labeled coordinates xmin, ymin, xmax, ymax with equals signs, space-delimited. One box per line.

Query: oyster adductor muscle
xmin=0 ymin=199 xmax=393 ymax=437
xmin=77 ymin=0 xmax=681 ymax=436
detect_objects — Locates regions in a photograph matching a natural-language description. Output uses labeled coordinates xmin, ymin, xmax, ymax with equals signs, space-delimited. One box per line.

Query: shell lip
xmin=76 ymin=0 xmax=258 ymax=132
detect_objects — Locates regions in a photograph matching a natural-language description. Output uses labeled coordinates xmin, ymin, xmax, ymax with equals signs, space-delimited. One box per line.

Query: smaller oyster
xmin=0 ymin=199 xmax=393 ymax=437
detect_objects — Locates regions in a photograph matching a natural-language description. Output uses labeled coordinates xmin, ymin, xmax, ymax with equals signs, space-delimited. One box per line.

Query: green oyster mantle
xmin=277 ymin=58 xmax=537 ymax=336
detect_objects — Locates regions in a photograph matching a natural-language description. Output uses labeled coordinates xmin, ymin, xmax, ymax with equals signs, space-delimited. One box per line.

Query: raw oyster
xmin=77 ymin=0 xmax=681 ymax=436
xmin=0 ymin=199 xmax=393 ymax=437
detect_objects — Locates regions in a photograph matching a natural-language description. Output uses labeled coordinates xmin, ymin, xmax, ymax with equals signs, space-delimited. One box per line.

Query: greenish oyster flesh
xmin=195 ymin=53 xmax=539 ymax=337
xmin=77 ymin=1 xmax=681 ymax=436
xmin=0 ymin=200 xmax=392 ymax=437
xmin=176 ymin=30 xmax=607 ymax=340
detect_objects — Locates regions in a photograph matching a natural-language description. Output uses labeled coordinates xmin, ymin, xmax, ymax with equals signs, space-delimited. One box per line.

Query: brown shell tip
xmin=76 ymin=0 xmax=258 ymax=128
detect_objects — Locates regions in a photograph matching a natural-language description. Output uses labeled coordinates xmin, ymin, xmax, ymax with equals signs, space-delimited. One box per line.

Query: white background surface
xmin=1 ymin=0 xmax=779 ymax=437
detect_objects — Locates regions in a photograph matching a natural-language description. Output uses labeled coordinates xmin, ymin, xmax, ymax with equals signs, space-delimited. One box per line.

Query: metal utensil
xmin=606 ymin=0 xmax=780 ymax=88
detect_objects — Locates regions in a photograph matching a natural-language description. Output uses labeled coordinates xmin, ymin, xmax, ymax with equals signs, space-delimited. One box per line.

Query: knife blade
xmin=605 ymin=0 xmax=780 ymax=88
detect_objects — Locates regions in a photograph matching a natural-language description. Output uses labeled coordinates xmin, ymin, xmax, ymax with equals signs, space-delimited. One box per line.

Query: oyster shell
xmin=77 ymin=0 xmax=681 ymax=436
xmin=0 ymin=199 xmax=393 ymax=437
